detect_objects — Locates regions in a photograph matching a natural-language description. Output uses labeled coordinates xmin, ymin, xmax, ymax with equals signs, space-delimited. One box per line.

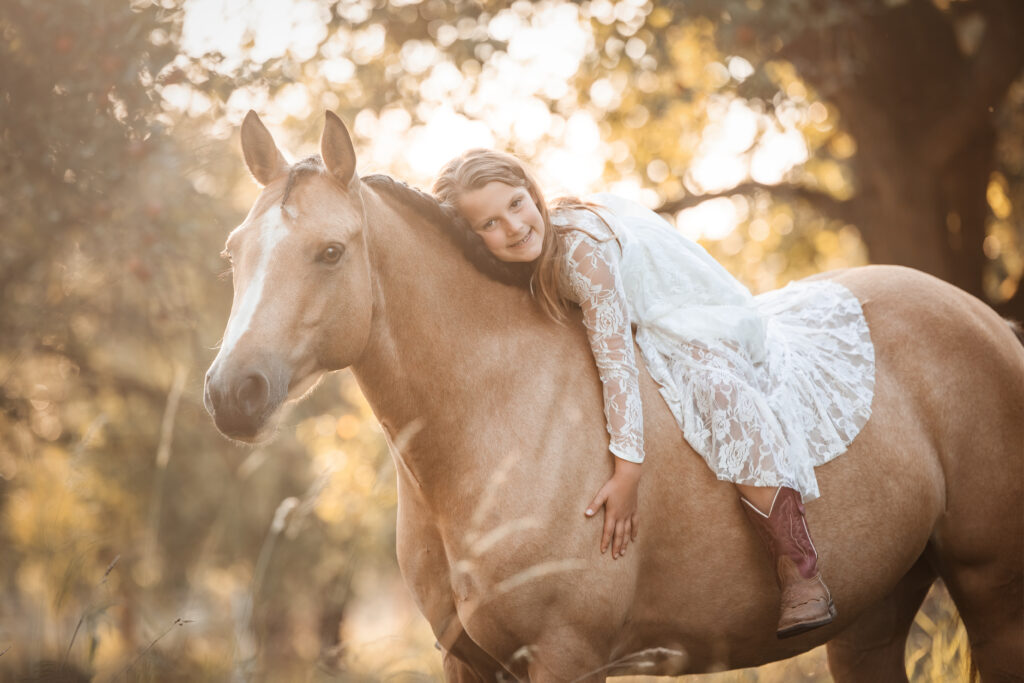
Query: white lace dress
xmin=551 ymin=193 xmax=875 ymax=501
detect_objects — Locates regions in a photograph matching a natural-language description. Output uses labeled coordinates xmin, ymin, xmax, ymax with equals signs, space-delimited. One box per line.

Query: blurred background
xmin=1 ymin=0 xmax=1019 ymax=680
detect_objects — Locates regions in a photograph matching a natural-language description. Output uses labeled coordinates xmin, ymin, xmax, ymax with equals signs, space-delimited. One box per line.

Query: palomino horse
xmin=204 ymin=111 xmax=1024 ymax=681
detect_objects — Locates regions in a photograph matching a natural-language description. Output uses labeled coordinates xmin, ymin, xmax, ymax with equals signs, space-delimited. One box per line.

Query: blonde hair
xmin=433 ymin=149 xmax=573 ymax=322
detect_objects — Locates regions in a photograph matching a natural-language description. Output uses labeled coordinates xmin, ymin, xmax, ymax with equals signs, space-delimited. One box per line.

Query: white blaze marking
xmin=221 ymin=205 xmax=289 ymax=356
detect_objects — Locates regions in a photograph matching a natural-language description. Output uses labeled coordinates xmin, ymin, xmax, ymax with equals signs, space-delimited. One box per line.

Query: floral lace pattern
xmin=552 ymin=196 xmax=875 ymax=501
xmin=562 ymin=232 xmax=645 ymax=463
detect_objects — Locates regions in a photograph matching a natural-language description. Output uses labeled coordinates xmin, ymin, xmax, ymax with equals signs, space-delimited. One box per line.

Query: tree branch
xmin=656 ymin=181 xmax=860 ymax=224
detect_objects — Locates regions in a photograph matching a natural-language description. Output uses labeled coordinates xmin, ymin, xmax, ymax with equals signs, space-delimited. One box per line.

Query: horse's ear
xmin=321 ymin=111 xmax=358 ymax=189
xmin=240 ymin=110 xmax=289 ymax=186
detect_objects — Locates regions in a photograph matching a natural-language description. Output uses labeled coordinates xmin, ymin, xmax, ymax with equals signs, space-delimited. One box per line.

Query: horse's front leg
xmin=528 ymin=663 xmax=606 ymax=683
xmin=520 ymin=632 xmax=609 ymax=683
xmin=442 ymin=630 xmax=513 ymax=682
xmin=443 ymin=653 xmax=486 ymax=683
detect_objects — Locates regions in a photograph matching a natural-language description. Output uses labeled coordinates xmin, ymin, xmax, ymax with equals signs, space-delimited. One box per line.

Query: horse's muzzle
xmin=204 ymin=361 xmax=286 ymax=442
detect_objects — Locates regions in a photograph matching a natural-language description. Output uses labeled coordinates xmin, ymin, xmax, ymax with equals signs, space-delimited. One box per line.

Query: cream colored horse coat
xmin=203 ymin=112 xmax=1024 ymax=682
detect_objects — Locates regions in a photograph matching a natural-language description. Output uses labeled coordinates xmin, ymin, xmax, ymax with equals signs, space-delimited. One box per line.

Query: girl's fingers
xmin=622 ymin=519 xmax=632 ymax=551
xmin=613 ymin=519 xmax=625 ymax=558
xmin=601 ymin=517 xmax=614 ymax=554
xmin=585 ymin=485 xmax=609 ymax=517
xmin=631 ymin=515 xmax=638 ymax=540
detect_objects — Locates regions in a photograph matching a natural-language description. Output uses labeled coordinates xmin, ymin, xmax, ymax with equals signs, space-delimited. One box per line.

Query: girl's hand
xmin=584 ymin=458 xmax=641 ymax=559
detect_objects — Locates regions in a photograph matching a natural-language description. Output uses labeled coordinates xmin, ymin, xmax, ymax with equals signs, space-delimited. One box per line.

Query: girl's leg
xmin=682 ymin=345 xmax=835 ymax=637
xmin=735 ymin=483 xmax=777 ymax=513
xmin=736 ymin=483 xmax=836 ymax=639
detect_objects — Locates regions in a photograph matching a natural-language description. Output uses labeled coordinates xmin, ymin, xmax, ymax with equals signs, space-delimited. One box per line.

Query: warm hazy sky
xmin=176 ymin=0 xmax=808 ymax=240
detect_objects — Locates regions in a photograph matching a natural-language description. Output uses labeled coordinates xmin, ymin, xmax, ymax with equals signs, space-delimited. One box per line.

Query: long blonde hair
xmin=433 ymin=149 xmax=574 ymax=322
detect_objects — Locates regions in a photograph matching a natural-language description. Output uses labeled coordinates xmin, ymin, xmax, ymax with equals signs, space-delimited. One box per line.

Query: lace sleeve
xmin=563 ymin=232 xmax=645 ymax=464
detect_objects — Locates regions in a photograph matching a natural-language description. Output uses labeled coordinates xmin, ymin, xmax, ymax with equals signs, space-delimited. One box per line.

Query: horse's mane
xmin=364 ymin=173 xmax=533 ymax=288
xmin=280 ymin=155 xmax=531 ymax=288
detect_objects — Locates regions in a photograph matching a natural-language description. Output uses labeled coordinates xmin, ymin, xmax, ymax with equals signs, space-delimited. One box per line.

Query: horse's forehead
xmin=288 ymin=174 xmax=363 ymax=225
xmin=228 ymin=200 xmax=293 ymax=251
xmin=228 ymin=174 xmax=363 ymax=253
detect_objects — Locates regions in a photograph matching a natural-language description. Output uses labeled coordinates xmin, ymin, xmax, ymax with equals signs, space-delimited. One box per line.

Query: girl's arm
xmin=563 ymin=231 xmax=644 ymax=559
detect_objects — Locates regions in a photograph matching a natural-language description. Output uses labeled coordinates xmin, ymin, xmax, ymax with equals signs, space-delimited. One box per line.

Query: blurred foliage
xmin=0 ymin=0 xmax=410 ymax=678
xmin=0 ymin=0 xmax=1013 ymax=679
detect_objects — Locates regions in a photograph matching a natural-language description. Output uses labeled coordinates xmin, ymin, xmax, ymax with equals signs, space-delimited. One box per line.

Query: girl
xmin=432 ymin=149 xmax=875 ymax=639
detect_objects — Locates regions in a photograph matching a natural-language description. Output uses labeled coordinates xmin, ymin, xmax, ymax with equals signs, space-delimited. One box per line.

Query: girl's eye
xmin=319 ymin=244 xmax=345 ymax=264
xmin=511 ymin=197 xmax=521 ymax=209
xmin=479 ymin=220 xmax=496 ymax=231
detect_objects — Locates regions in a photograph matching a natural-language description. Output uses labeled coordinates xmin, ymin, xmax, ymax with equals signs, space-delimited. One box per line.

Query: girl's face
xmin=458 ymin=181 xmax=545 ymax=263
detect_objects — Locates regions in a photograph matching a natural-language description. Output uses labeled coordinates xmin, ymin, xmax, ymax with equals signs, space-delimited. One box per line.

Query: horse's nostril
xmin=236 ymin=373 xmax=270 ymax=418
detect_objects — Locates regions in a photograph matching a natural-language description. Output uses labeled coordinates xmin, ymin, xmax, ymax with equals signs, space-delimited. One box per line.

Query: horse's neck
xmin=350 ymin=187 xmax=537 ymax=489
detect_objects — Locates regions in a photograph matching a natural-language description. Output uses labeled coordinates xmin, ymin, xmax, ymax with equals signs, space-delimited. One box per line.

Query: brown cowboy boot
xmin=740 ymin=486 xmax=836 ymax=639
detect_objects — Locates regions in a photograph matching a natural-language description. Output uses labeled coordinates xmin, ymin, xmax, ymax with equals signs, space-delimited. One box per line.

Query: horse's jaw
xmin=286 ymin=366 xmax=328 ymax=402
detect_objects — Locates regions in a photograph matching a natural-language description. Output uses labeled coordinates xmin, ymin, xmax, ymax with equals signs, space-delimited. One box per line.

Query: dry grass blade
xmin=491 ymin=559 xmax=589 ymax=597
xmin=144 ymin=366 xmax=189 ymax=579
xmin=63 ymin=615 xmax=87 ymax=669
xmin=71 ymin=413 xmax=108 ymax=461
xmin=464 ymin=454 xmax=517 ymax=547
xmin=101 ymin=554 xmax=120 ymax=584
xmin=469 ymin=517 xmax=544 ymax=558
xmin=906 ymin=583 xmax=971 ymax=682
xmin=155 ymin=365 xmax=188 ymax=470
xmin=63 ymin=553 xmax=121 ymax=668
xmin=285 ymin=465 xmax=335 ymax=539
xmin=115 ymin=617 xmax=193 ymax=680
xmin=569 ymin=646 xmax=688 ymax=682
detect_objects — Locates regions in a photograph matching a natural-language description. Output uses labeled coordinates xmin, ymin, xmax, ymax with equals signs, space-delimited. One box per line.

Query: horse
xmin=204 ymin=111 xmax=1024 ymax=682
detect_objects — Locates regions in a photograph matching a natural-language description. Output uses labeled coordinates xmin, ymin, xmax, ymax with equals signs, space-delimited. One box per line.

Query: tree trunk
xmin=848 ymin=105 xmax=995 ymax=306
xmin=781 ymin=0 xmax=1024 ymax=320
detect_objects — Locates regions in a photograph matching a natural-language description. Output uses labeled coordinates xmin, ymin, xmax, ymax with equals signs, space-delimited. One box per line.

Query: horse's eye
xmin=319 ymin=244 xmax=345 ymax=264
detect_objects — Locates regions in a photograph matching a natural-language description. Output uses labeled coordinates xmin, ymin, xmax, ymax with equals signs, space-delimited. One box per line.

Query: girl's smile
xmin=508 ymin=227 xmax=535 ymax=249
xmin=457 ymin=181 xmax=545 ymax=263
